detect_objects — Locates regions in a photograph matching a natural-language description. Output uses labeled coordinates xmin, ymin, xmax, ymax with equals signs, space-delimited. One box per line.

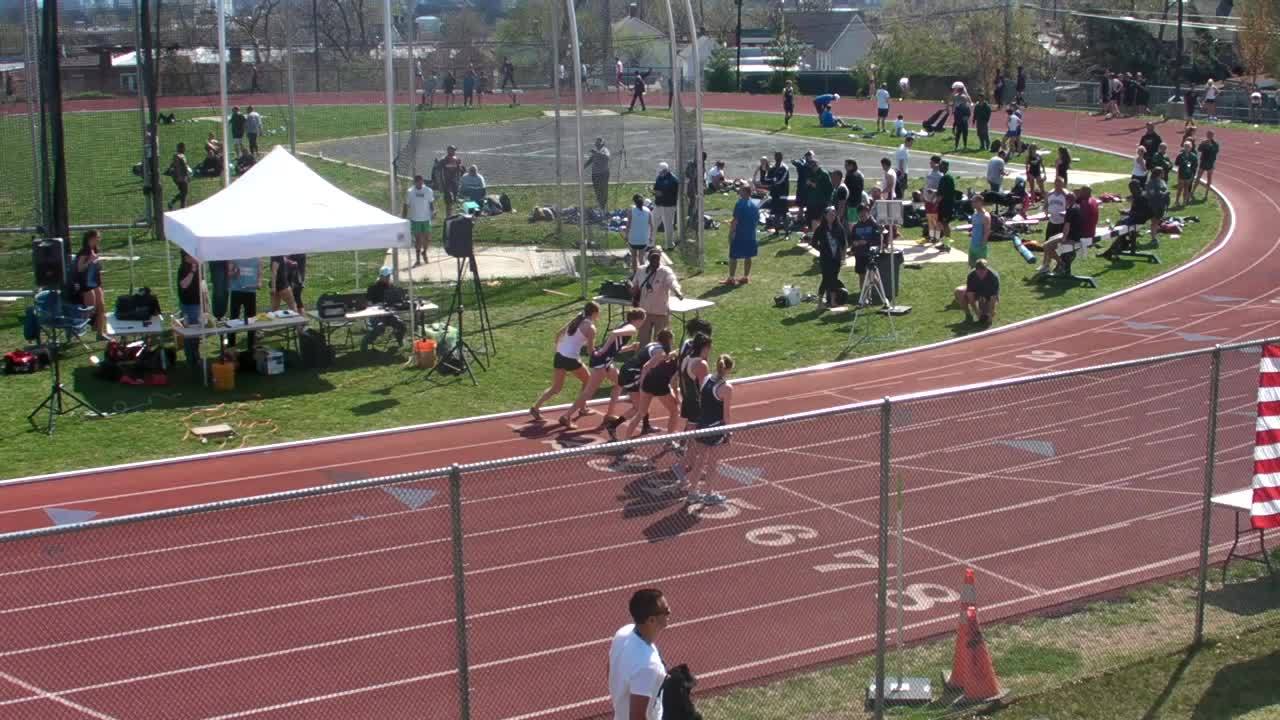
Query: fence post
xmin=449 ymin=465 xmax=473 ymax=720
xmin=1193 ymin=346 xmax=1223 ymax=646
xmin=873 ymin=398 xmax=891 ymax=719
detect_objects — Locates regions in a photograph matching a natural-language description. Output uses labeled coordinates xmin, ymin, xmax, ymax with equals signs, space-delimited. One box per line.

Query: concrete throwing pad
xmin=302 ymin=115 xmax=998 ymax=186
xmin=541 ymin=109 xmax=618 ymax=117
xmin=796 ymin=237 xmax=968 ymax=265
xmin=388 ymin=246 xmax=630 ymax=282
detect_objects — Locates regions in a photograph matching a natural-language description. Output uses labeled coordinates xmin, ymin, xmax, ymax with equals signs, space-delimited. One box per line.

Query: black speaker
xmin=444 ymin=214 xmax=474 ymax=259
xmin=33 ymin=237 xmax=66 ymax=289
xmin=873 ymin=249 xmax=904 ymax=302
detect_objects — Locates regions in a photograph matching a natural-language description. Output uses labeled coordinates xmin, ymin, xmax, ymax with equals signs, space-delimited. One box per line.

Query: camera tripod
xmin=848 ymin=250 xmax=900 ymax=347
xmin=424 ymin=254 xmax=493 ymax=385
xmin=27 ymin=327 xmax=102 ymax=434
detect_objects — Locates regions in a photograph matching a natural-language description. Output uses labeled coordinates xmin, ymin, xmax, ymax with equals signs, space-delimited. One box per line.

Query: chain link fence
xmin=0 ymin=337 xmax=1276 ymax=718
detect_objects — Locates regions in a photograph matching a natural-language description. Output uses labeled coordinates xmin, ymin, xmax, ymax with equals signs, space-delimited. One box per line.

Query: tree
xmin=704 ymin=45 xmax=734 ymax=92
xmin=1237 ymin=0 xmax=1280 ymax=84
xmin=314 ymin=0 xmax=380 ymax=62
xmin=765 ymin=19 xmax=804 ymax=90
xmin=231 ymin=0 xmax=283 ymax=68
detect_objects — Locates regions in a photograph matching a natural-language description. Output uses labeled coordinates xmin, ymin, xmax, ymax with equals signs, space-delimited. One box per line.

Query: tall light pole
xmin=734 ymin=0 xmax=742 ymax=91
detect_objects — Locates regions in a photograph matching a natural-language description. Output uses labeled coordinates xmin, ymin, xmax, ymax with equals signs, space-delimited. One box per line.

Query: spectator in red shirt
xmin=1075 ymin=186 xmax=1099 ymax=239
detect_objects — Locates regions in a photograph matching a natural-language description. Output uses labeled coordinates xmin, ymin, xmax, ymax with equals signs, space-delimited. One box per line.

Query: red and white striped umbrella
xmin=1252 ymin=343 xmax=1280 ymax=529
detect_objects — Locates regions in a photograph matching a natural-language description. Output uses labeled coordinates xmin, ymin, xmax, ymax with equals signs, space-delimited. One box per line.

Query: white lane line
xmin=1078 ymin=446 xmax=1130 ymax=460
xmin=1145 ymin=406 xmax=1184 ymax=416
xmin=1144 ymin=432 xmax=1199 ymax=447
xmin=0 ymin=669 xmax=118 ymax=719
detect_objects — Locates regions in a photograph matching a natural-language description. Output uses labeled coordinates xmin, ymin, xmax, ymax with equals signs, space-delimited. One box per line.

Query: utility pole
xmin=1174 ymin=0 xmax=1185 ymax=101
xmin=734 ymin=0 xmax=742 ymax=91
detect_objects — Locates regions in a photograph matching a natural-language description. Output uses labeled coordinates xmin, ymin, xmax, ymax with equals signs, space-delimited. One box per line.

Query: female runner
xmin=530 ymin=301 xmax=598 ymax=424
xmin=561 ymin=307 xmax=645 ymax=429
xmin=675 ymin=354 xmax=735 ymax=506
xmin=615 ymin=330 xmax=682 ymax=441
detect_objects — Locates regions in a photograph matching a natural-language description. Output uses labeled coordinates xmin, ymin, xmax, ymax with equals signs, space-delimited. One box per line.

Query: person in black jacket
xmin=628 ymin=69 xmax=652 ymax=112
xmin=791 ymin=150 xmax=813 ymax=209
xmin=812 ymin=206 xmax=847 ymax=308
xmin=653 ymin=162 xmax=680 ymax=249
xmin=765 ymin=152 xmax=790 ymax=230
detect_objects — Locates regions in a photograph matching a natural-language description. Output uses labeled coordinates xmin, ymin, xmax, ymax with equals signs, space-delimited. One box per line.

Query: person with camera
xmin=631 ymin=249 xmax=684 ymax=346
xmin=850 ymin=203 xmax=882 ymax=295
xmin=361 ymin=266 xmax=406 ymax=352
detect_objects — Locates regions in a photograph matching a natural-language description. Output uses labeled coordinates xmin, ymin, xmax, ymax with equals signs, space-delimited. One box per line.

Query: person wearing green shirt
xmin=1195 ymin=129 xmax=1219 ymax=201
xmin=973 ymin=95 xmax=993 ymax=151
xmin=1174 ymin=140 xmax=1198 ymax=207
xmin=936 ymin=160 xmax=957 ymax=251
xmin=1149 ymin=143 xmax=1172 ymax=184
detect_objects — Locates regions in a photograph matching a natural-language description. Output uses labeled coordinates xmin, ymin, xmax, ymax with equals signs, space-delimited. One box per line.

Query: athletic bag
xmin=658 ymin=664 xmax=702 ymax=720
xmin=299 ymin=328 xmax=334 ymax=369
xmin=599 ymin=280 xmax=632 ymax=301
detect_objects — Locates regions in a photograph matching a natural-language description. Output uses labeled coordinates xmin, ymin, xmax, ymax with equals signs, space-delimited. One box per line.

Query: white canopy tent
xmin=164 ymin=147 xmax=416 ymax=357
xmin=164 ymin=146 xmax=411 ymax=262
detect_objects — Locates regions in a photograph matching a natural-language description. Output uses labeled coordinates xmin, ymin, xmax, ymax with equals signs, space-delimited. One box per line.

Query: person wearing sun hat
xmin=653 ymin=161 xmax=679 ymax=250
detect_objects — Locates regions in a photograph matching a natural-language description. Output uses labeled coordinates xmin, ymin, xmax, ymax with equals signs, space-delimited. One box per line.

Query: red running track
xmin=0 ymin=95 xmax=1276 ymax=718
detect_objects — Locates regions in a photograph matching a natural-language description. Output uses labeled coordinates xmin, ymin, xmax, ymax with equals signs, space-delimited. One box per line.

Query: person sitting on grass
xmin=459 ymin=165 xmax=487 ymax=205
xmin=820 ymin=105 xmax=848 ymax=129
xmin=953 ymin=258 xmax=999 ymax=327
xmin=705 ymin=160 xmax=729 ymax=193
xmin=893 ymin=113 xmax=907 ymax=137
xmin=362 ymin=266 xmax=407 ymax=351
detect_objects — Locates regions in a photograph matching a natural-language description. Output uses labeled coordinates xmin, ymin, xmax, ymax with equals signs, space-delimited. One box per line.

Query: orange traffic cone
xmin=944 ymin=570 xmax=1004 ymax=703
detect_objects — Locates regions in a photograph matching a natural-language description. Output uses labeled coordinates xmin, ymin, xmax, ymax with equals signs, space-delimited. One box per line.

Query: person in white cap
xmin=652 ymin=162 xmax=680 ymax=249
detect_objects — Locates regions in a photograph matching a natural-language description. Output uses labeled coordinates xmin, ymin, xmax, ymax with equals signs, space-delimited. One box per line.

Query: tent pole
xmin=384 ymin=0 xmax=399 ymax=284
xmin=217 ymin=0 xmax=230 ymax=186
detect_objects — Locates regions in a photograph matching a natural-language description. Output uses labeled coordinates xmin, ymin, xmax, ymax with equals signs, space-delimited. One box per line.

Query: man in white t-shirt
xmin=878 ymin=157 xmax=897 ymax=201
xmin=875 ymin=84 xmax=891 ymax=133
xmin=609 ymin=589 xmax=670 ymax=720
xmin=403 ymin=174 xmax=435 ymax=265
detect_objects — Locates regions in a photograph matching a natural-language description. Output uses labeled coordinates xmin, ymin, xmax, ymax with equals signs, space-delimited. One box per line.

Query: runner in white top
xmin=530 ymin=302 xmax=599 ymax=425
xmin=626 ymin=194 xmax=655 ymax=271
xmin=876 ymin=85 xmax=892 ymax=132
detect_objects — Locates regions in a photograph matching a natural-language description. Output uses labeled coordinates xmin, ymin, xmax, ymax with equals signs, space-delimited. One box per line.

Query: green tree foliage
xmin=765 ymin=21 xmax=805 ymax=92
xmin=704 ymin=46 xmax=735 ymax=92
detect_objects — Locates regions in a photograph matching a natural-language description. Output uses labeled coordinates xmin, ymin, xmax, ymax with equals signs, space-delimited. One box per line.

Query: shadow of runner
xmin=1190 ymin=648 xmax=1280 ymax=720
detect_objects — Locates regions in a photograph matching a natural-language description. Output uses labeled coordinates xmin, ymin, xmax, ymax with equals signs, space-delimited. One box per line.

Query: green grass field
xmin=697 ymin=547 xmax=1280 ymax=719
xmin=0 ymin=105 xmax=1222 ymax=480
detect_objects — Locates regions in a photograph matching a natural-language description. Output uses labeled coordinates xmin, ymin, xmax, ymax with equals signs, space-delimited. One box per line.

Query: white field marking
xmin=0 ymin=670 xmax=119 ymax=719
xmin=1146 ymin=378 xmax=1189 ymax=389
xmin=1144 ymin=432 xmax=1200 ymax=447
xmin=1144 ymin=406 xmax=1184 ymax=416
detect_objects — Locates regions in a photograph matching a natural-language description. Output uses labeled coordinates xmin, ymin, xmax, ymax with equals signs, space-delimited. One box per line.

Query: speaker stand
xmin=27 ymin=329 xmax=102 ymax=434
xmin=424 ymin=257 xmax=487 ymax=385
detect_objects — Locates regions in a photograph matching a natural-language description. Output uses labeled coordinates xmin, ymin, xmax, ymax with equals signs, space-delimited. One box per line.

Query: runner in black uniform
xmin=672 ymin=333 xmax=712 ymax=454
xmin=606 ymin=330 xmax=674 ymax=440
xmin=674 ymin=354 xmax=735 ymax=506
xmin=617 ymin=332 xmax=682 ymax=441
xmin=563 ymin=308 xmax=645 ymax=428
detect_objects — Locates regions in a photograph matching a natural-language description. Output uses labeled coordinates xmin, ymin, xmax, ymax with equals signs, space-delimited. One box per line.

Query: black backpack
xmin=659 ymin=664 xmax=702 ymax=720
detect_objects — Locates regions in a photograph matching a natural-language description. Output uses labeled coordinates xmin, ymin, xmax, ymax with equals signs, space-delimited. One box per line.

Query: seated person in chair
xmin=458 ymin=165 xmax=487 ymax=205
xmin=1037 ymin=191 xmax=1078 ymax=276
xmin=1100 ymin=180 xmax=1152 ymax=259
xmin=362 ymin=266 xmax=407 ymax=351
